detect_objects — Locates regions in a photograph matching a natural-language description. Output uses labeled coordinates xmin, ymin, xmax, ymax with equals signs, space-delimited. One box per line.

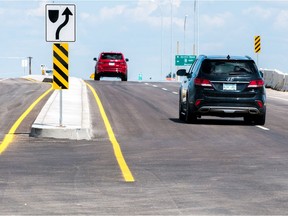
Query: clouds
xmin=26 ymin=2 xmax=46 ymax=17
xmin=0 ymin=8 xmax=4 ymax=15
xmin=99 ymin=5 xmax=127 ymax=20
xmin=242 ymin=6 xmax=272 ymax=19
xmin=79 ymin=0 xmax=184 ymax=29
xmin=242 ymin=6 xmax=288 ymax=31
xmin=201 ymin=12 xmax=232 ymax=29
xmin=2 ymin=0 xmax=288 ymax=79
xmin=21 ymin=0 xmax=51 ymax=17
xmin=274 ymin=10 xmax=288 ymax=29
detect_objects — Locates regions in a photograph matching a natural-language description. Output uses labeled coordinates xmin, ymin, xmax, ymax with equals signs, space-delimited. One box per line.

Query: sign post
xmin=45 ymin=4 xmax=76 ymax=126
xmin=21 ymin=59 xmax=28 ymax=75
xmin=254 ymin=35 xmax=261 ymax=66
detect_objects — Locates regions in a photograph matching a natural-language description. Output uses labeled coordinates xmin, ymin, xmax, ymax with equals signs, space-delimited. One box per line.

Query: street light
xmin=193 ymin=0 xmax=199 ymax=55
xmin=184 ymin=15 xmax=188 ymax=54
xmin=150 ymin=0 xmax=163 ymax=81
xmin=170 ymin=0 xmax=173 ymax=78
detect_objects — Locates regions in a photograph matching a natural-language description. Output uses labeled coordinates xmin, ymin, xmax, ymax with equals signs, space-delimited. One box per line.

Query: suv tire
xmin=121 ymin=75 xmax=127 ymax=81
xmin=185 ymin=98 xmax=197 ymax=123
xmin=244 ymin=113 xmax=266 ymax=125
xmin=253 ymin=113 xmax=266 ymax=125
xmin=179 ymin=96 xmax=185 ymax=121
xmin=94 ymin=74 xmax=100 ymax=81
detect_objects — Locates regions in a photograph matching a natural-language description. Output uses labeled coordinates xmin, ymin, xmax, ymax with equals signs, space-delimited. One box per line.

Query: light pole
xmin=170 ymin=0 xmax=173 ymax=78
xmin=193 ymin=0 xmax=199 ymax=55
xmin=184 ymin=15 xmax=188 ymax=54
xmin=28 ymin=56 xmax=32 ymax=75
xmin=150 ymin=0 xmax=163 ymax=81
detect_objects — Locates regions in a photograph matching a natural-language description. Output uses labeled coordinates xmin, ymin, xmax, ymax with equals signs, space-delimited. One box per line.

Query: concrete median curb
xmin=30 ymin=76 xmax=92 ymax=140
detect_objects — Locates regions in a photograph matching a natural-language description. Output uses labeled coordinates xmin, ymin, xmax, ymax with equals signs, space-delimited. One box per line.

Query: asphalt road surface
xmin=1 ymin=78 xmax=288 ymax=215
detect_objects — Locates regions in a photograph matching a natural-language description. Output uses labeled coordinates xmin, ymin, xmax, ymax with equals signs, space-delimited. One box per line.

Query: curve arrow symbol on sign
xmin=56 ymin=7 xmax=73 ymax=40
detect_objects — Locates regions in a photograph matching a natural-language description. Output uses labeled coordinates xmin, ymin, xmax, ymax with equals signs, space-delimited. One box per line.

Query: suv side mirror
xmin=176 ymin=69 xmax=187 ymax=76
xmin=93 ymin=58 xmax=97 ymax=61
xmin=125 ymin=58 xmax=129 ymax=62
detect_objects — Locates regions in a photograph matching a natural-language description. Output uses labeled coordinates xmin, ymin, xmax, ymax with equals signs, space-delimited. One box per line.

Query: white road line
xmin=256 ymin=125 xmax=270 ymax=131
xmin=144 ymin=83 xmax=178 ymax=95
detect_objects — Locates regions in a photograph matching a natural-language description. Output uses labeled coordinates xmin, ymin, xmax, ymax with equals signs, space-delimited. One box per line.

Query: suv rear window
xmin=100 ymin=53 xmax=123 ymax=60
xmin=200 ymin=59 xmax=258 ymax=76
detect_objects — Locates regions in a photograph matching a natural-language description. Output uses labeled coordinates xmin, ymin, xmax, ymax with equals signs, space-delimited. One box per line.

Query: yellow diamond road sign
xmin=254 ymin=36 xmax=261 ymax=53
xmin=53 ymin=43 xmax=69 ymax=90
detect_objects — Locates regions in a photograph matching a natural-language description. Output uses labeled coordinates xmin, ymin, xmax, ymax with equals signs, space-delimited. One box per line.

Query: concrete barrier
xmin=283 ymin=74 xmax=288 ymax=91
xmin=260 ymin=69 xmax=288 ymax=92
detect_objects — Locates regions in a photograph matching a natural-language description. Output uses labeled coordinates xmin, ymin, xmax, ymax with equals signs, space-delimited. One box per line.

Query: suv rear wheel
xmin=121 ymin=75 xmax=127 ymax=81
xmin=253 ymin=114 xmax=266 ymax=125
xmin=244 ymin=113 xmax=266 ymax=125
xmin=179 ymin=95 xmax=185 ymax=121
xmin=185 ymin=97 xmax=197 ymax=123
xmin=94 ymin=74 xmax=100 ymax=81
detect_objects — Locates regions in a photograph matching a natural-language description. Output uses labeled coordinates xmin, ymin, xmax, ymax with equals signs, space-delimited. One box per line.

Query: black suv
xmin=177 ymin=55 xmax=266 ymax=125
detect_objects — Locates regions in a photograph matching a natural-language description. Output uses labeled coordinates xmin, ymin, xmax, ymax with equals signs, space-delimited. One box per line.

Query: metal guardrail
xmin=261 ymin=69 xmax=288 ymax=92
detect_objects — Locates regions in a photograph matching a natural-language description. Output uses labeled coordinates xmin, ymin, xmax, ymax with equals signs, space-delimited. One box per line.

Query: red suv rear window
xmin=100 ymin=53 xmax=123 ymax=60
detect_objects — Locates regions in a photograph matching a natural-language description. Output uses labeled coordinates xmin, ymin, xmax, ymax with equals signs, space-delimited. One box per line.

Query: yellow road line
xmin=86 ymin=82 xmax=135 ymax=182
xmin=0 ymin=85 xmax=53 ymax=155
xmin=23 ymin=77 xmax=38 ymax=82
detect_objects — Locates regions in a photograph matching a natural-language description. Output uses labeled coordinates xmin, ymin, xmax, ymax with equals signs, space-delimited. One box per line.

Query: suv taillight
xmin=194 ymin=78 xmax=212 ymax=87
xmin=256 ymin=100 xmax=264 ymax=108
xmin=248 ymin=80 xmax=264 ymax=88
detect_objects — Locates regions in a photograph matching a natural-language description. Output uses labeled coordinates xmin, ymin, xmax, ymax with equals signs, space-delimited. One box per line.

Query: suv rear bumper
xmin=198 ymin=106 xmax=262 ymax=115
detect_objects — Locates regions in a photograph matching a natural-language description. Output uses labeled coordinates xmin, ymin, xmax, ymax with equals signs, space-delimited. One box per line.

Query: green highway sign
xmin=175 ymin=55 xmax=196 ymax=66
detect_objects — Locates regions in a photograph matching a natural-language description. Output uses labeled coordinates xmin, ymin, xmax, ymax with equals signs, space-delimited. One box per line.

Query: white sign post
xmin=21 ymin=59 xmax=28 ymax=75
xmin=45 ymin=4 xmax=76 ymax=127
xmin=45 ymin=4 xmax=76 ymax=42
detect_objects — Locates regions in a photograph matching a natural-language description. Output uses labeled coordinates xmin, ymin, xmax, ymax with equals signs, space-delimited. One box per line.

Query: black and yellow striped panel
xmin=53 ymin=43 xmax=69 ymax=89
xmin=254 ymin=36 xmax=261 ymax=54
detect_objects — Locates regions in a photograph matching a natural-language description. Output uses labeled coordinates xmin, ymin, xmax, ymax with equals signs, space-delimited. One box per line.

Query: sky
xmin=1 ymin=0 xmax=288 ymax=81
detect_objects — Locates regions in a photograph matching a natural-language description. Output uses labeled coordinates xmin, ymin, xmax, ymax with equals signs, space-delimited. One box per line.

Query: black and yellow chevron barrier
xmin=53 ymin=43 xmax=69 ymax=89
xmin=254 ymin=36 xmax=261 ymax=54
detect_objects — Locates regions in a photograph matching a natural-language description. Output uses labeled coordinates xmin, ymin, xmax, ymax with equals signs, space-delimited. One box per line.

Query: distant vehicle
xmin=177 ymin=55 xmax=266 ymax=125
xmin=93 ymin=52 xmax=128 ymax=81
xmin=45 ymin=69 xmax=53 ymax=76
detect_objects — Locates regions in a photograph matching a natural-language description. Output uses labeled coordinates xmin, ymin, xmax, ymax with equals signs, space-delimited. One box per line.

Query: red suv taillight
xmin=256 ymin=100 xmax=264 ymax=108
xmin=194 ymin=78 xmax=212 ymax=87
xmin=248 ymin=80 xmax=264 ymax=88
xmin=120 ymin=62 xmax=126 ymax=68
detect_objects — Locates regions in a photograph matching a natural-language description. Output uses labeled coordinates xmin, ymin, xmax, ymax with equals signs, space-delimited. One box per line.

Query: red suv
xmin=93 ymin=52 xmax=128 ymax=81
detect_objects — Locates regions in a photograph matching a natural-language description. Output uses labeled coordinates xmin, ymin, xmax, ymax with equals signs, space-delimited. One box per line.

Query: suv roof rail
xmin=245 ymin=55 xmax=252 ymax=60
xmin=198 ymin=54 xmax=207 ymax=58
